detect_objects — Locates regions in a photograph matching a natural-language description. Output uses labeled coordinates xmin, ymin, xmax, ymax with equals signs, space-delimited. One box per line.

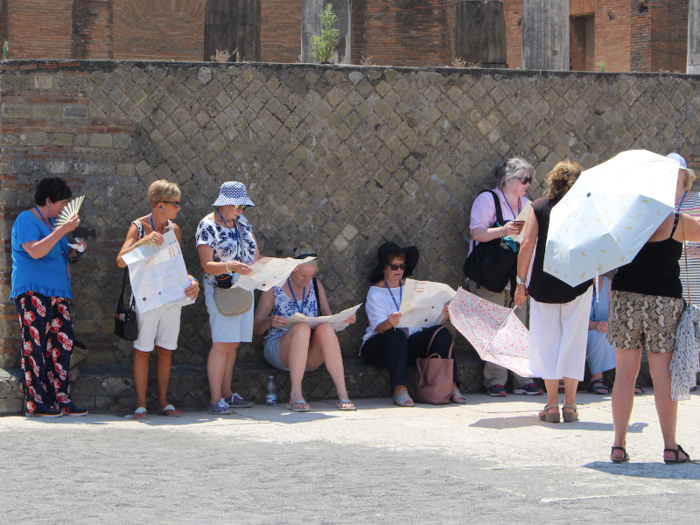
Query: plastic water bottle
xmin=266 ymin=376 xmax=277 ymax=406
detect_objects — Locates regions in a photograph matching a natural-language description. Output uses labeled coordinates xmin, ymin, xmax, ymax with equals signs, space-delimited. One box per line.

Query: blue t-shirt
xmin=10 ymin=210 xmax=72 ymax=300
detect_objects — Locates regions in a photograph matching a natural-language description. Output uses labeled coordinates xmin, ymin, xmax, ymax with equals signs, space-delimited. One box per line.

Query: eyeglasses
xmin=233 ymin=205 xmax=248 ymax=210
xmin=517 ymin=177 xmax=532 ymax=185
xmin=386 ymin=263 xmax=406 ymax=271
xmin=294 ymin=253 xmax=318 ymax=260
xmin=162 ymin=201 xmax=181 ymax=208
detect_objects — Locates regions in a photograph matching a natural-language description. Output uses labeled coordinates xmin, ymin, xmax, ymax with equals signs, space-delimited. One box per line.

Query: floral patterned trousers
xmin=15 ymin=292 xmax=75 ymax=414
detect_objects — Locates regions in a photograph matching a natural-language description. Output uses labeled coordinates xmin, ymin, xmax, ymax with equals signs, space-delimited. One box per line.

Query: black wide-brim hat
xmin=368 ymin=242 xmax=419 ymax=283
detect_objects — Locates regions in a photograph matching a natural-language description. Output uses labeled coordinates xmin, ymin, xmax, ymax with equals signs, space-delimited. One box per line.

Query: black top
xmin=612 ymin=213 xmax=683 ymax=299
xmin=528 ymin=197 xmax=592 ymax=304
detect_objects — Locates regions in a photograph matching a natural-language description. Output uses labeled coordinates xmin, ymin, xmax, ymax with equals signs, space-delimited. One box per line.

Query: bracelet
xmin=225 ymin=261 xmax=230 ymax=272
xmin=135 ymin=241 xmax=139 ymax=248
xmin=190 ymin=278 xmax=198 ymax=286
xmin=516 ymin=276 xmax=527 ymax=285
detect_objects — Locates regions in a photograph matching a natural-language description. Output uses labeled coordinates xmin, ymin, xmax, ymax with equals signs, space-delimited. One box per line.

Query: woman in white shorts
xmin=253 ymin=255 xmax=355 ymax=412
xmin=196 ymin=182 xmax=260 ymax=415
xmin=117 ymin=180 xmax=200 ymax=419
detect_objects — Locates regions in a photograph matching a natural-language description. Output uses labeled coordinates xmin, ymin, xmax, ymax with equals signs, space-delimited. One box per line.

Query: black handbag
xmin=463 ymin=190 xmax=519 ymax=294
xmin=114 ymin=268 xmax=138 ymax=341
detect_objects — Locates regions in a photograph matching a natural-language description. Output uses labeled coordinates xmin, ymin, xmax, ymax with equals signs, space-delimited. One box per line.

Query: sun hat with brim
xmin=213 ymin=181 xmax=256 ymax=208
xmin=368 ymin=242 xmax=419 ymax=283
xmin=667 ymin=153 xmax=696 ymax=184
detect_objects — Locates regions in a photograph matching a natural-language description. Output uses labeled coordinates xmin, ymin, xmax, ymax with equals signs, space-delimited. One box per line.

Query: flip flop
xmin=157 ymin=404 xmax=182 ymax=417
xmin=393 ymin=392 xmax=414 ymax=407
xmin=287 ymin=400 xmax=311 ymax=412
xmin=450 ymin=389 xmax=467 ymax=404
xmin=337 ymin=399 xmax=356 ymax=411
xmin=132 ymin=407 xmax=148 ymax=419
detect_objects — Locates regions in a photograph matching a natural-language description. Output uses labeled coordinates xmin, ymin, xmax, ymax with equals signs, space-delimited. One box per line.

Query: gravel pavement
xmin=2 ymin=391 xmax=700 ymax=524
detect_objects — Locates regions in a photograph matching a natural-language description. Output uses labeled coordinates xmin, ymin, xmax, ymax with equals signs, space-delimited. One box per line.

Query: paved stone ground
xmin=2 ymin=391 xmax=700 ymax=524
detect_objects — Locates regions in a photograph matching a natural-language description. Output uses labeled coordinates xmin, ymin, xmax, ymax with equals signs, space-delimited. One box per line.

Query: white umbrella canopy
xmin=544 ymin=150 xmax=680 ymax=287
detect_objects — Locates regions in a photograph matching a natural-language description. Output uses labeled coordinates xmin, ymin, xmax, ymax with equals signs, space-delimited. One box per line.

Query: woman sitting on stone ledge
xmin=253 ymin=254 xmax=356 ymax=412
xmin=360 ymin=242 xmax=465 ymax=407
xmin=117 ymin=180 xmax=200 ymax=420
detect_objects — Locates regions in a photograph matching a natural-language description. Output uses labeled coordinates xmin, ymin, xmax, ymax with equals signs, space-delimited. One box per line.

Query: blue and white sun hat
xmin=213 ymin=181 xmax=256 ymax=208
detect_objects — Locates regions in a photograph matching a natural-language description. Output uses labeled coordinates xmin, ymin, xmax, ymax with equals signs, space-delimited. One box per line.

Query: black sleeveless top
xmin=612 ymin=213 xmax=683 ymax=299
xmin=529 ymin=197 xmax=592 ymax=304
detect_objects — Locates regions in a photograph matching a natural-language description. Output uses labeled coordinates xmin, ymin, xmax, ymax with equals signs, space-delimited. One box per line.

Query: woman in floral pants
xmin=11 ymin=178 xmax=87 ymax=417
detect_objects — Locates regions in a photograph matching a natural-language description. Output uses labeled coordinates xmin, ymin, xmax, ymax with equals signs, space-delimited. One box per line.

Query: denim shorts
xmin=263 ymin=332 xmax=319 ymax=372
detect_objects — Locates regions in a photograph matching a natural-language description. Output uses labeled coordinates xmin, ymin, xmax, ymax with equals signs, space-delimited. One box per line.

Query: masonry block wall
xmin=2 ymin=59 xmax=700 ymax=376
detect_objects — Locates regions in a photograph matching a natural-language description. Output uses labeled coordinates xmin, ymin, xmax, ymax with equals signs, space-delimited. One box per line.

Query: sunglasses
xmin=294 ymin=253 xmax=318 ymax=260
xmin=233 ymin=205 xmax=248 ymax=210
xmin=162 ymin=201 xmax=181 ymax=208
xmin=517 ymin=177 xmax=532 ymax=185
xmin=386 ymin=263 xmax=406 ymax=271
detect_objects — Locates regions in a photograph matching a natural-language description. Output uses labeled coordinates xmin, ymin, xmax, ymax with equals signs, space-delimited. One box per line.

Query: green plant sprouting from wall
xmin=2 ymin=41 xmax=8 ymax=60
xmin=311 ymin=4 xmax=340 ymax=64
xmin=598 ymin=60 xmax=606 ymax=72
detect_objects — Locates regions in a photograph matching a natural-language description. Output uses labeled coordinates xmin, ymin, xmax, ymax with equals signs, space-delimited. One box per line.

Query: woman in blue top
xmin=11 ymin=178 xmax=87 ymax=417
xmin=253 ymin=256 xmax=356 ymax=412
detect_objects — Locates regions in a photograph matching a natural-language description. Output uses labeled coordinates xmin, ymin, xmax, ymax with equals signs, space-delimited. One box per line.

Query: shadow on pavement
xmin=470 ymin=417 xmax=648 ymax=433
xmin=584 ymin=461 xmax=700 ymax=480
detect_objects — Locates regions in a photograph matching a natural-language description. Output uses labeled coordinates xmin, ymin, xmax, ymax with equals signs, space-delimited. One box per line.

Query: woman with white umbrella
xmin=514 ymin=160 xmax=593 ymax=423
xmin=606 ymin=160 xmax=700 ymax=464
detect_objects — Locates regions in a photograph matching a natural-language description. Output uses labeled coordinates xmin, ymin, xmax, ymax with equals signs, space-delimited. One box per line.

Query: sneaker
xmin=486 ymin=384 xmax=507 ymax=397
xmin=26 ymin=408 xmax=63 ymax=418
xmin=208 ymin=399 xmax=232 ymax=415
xmin=513 ymin=383 xmax=544 ymax=396
xmin=224 ymin=393 xmax=253 ymax=409
xmin=62 ymin=403 xmax=89 ymax=416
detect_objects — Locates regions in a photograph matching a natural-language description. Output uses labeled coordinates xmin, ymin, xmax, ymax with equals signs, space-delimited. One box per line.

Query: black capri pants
xmin=361 ymin=325 xmax=459 ymax=390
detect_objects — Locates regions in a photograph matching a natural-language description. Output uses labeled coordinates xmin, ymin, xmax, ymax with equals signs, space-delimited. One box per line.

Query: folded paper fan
xmin=53 ymin=195 xmax=85 ymax=229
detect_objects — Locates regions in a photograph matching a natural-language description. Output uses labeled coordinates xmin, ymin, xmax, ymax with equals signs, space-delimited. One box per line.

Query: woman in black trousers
xmin=360 ymin=242 xmax=465 ymax=406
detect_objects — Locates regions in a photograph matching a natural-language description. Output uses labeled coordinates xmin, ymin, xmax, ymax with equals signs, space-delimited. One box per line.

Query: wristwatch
xmin=516 ymin=276 xmax=527 ymax=285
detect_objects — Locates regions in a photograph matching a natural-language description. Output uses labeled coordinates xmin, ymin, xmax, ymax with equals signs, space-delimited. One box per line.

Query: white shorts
xmin=133 ymin=303 xmax=182 ymax=352
xmin=203 ymin=281 xmax=254 ymax=343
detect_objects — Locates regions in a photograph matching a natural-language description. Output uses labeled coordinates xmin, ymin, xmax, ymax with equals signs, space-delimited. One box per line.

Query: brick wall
xmin=2 ymin=60 xmax=700 ymax=370
xmin=649 ymin=1 xmax=688 ymax=73
xmin=8 ymin=0 xmax=73 ymax=59
xmin=503 ymin=0 xmax=523 ymax=69
xmin=112 ymin=0 xmax=206 ymax=61
xmin=351 ymin=0 xmax=453 ymax=67
xmin=0 ymin=0 xmax=692 ymax=71
xmin=261 ymin=0 xmax=301 ymax=63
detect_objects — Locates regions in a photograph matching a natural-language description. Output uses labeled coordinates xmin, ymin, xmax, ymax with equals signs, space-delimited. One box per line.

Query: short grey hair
xmin=493 ymin=157 xmax=535 ymax=190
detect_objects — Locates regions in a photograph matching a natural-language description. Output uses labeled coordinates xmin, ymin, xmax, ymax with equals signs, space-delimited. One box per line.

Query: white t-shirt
xmin=361 ymin=285 xmax=421 ymax=352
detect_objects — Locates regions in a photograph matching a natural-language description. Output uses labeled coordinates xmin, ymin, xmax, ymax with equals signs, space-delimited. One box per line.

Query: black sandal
xmin=588 ymin=379 xmax=610 ymax=395
xmin=634 ymin=384 xmax=644 ymax=395
xmin=610 ymin=446 xmax=630 ymax=464
xmin=663 ymin=445 xmax=691 ymax=465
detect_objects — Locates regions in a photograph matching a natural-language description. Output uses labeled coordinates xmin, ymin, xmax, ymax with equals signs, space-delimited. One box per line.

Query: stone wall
xmin=2 ymin=59 xmax=700 ymax=409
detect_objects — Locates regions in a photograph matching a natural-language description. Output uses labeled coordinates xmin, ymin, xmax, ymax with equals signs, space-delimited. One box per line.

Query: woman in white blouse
xmin=360 ymin=242 xmax=465 ymax=407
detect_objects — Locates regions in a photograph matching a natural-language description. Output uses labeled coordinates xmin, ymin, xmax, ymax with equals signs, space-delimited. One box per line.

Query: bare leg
xmin=133 ymin=349 xmax=150 ymax=409
xmin=155 ymin=346 xmax=173 ymax=408
xmin=279 ymin=324 xmax=312 ymax=403
xmin=611 ymin=347 xmax=641 ymax=460
xmin=648 ymin=351 xmax=689 ymax=461
xmin=540 ymin=379 xmax=560 ymax=417
xmin=207 ymin=342 xmax=238 ymax=404
xmin=220 ymin=343 xmax=239 ymax=399
xmin=307 ymin=324 xmax=350 ymax=401
xmin=562 ymin=377 xmax=578 ymax=415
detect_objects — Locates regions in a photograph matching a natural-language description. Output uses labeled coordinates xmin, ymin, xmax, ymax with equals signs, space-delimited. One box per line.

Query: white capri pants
xmin=528 ymin=286 xmax=593 ymax=381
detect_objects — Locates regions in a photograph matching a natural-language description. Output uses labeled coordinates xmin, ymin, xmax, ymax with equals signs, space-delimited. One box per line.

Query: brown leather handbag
xmin=413 ymin=326 xmax=455 ymax=405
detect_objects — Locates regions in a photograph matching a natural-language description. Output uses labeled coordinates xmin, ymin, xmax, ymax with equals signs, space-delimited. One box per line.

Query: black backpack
xmin=463 ymin=190 xmax=519 ymax=295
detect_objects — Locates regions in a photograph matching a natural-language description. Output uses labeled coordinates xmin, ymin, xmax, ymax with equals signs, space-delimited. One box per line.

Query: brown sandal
xmin=539 ymin=404 xmax=560 ymax=423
